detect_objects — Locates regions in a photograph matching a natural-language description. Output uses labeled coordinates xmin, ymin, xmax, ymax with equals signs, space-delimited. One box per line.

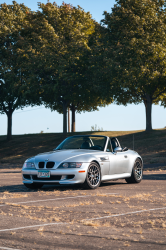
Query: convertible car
xmin=22 ymin=135 xmax=143 ymax=189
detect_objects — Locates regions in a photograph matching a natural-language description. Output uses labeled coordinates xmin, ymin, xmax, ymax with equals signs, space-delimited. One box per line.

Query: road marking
xmin=0 ymin=222 xmax=66 ymax=232
xmin=0 ymin=193 xmax=118 ymax=207
xmin=83 ymin=206 xmax=166 ymax=221
xmin=0 ymin=206 xmax=166 ymax=232
xmin=0 ymin=247 xmax=21 ymax=250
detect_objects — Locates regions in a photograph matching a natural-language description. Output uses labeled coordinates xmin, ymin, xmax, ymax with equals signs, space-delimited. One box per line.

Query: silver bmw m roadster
xmin=22 ymin=135 xmax=143 ymax=189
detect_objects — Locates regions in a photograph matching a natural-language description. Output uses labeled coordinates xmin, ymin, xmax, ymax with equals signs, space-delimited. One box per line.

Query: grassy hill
xmin=0 ymin=129 xmax=166 ymax=168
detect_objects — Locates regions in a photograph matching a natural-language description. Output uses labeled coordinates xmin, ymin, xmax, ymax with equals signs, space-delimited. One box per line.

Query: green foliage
xmin=0 ymin=1 xmax=114 ymax=138
xmin=36 ymin=2 xmax=99 ymax=110
xmin=101 ymin=0 xmax=166 ymax=131
xmin=22 ymin=2 xmax=113 ymax=133
xmin=0 ymin=1 xmax=33 ymax=140
xmin=161 ymin=93 xmax=166 ymax=107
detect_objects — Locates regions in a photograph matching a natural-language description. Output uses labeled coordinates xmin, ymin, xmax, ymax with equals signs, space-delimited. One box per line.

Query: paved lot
xmin=0 ymin=169 xmax=166 ymax=250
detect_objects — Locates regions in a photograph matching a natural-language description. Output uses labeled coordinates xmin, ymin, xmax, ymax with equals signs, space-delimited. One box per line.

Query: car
xmin=22 ymin=135 xmax=143 ymax=189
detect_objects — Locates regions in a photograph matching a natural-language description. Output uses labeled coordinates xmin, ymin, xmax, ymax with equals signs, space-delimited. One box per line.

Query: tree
xmin=24 ymin=2 xmax=110 ymax=135
xmin=0 ymin=1 xmax=33 ymax=140
xmin=45 ymin=28 xmax=113 ymax=133
xmin=102 ymin=0 xmax=166 ymax=131
xmin=161 ymin=93 xmax=166 ymax=108
xmin=52 ymin=43 xmax=112 ymax=132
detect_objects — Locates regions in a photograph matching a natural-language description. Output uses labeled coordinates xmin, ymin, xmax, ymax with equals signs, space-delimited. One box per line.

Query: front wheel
xmin=125 ymin=158 xmax=143 ymax=184
xmin=83 ymin=162 xmax=101 ymax=189
xmin=24 ymin=183 xmax=43 ymax=189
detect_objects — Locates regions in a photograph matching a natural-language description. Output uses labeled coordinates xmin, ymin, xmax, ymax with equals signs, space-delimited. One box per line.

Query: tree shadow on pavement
xmin=143 ymin=173 xmax=166 ymax=180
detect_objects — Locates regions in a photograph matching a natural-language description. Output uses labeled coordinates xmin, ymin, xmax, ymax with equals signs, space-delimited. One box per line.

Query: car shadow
xmin=0 ymin=181 xmax=128 ymax=193
xmin=0 ymin=184 xmax=88 ymax=193
xmin=1 ymin=175 xmax=165 ymax=193
xmin=100 ymin=181 xmax=127 ymax=187
xmin=0 ymin=184 xmax=29 ymax=193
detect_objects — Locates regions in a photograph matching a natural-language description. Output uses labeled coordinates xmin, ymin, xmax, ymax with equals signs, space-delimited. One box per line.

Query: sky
xmin=0 ymin=0 xmax=166 ymax=135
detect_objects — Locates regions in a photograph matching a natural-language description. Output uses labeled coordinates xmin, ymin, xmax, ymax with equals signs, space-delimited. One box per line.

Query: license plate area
xmin=37 ymin=171 xmax=50 ymax=178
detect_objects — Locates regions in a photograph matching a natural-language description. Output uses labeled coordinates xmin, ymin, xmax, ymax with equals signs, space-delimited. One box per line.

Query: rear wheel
xmin=126 ymin=158 xmax=143 ymax=184
xmin=84 ymin=162 xmax=101 ymax=189
xmin=24 ymin=183 xmax=43 ymax=189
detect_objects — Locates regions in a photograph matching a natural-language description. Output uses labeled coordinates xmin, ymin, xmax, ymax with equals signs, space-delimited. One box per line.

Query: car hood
xmin=33 ymin=149 xmax=102 ymax=168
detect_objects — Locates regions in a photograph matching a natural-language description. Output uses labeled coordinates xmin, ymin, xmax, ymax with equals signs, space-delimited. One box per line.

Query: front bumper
xmin=22 ymin=163 xmax=88 ymax=185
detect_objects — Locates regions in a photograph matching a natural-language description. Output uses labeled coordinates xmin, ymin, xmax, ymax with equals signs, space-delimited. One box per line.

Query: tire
xmin=24 ymin=183 xmax=43 ymax=189
xmin=125 ymin=158 xmax=143 ymax=184
xmin=83 ymin=162 xmax=101 ymax=189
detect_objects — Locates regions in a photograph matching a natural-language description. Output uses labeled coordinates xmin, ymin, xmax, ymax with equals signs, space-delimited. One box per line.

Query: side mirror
xmin=114 ymin=147 xmax=122 ymax=153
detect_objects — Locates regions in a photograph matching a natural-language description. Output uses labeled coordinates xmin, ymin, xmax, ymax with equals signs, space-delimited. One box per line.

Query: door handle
xmin=124 ymin=155 xmax=127 ymax=158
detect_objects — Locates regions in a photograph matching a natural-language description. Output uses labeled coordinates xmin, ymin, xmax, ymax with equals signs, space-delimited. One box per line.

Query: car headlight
xmin=23 ymin=162 xmax=35 ymax=169
xmin=58 ymin=162 xmax=82 ymax=169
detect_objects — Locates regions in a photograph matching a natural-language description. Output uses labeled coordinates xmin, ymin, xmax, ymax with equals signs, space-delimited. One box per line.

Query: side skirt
xmin=101 ymin=173 xmax=131 ymax=182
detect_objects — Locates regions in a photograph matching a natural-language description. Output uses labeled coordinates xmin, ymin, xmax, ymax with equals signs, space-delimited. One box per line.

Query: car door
xmin=111 ymin=151 xmax=130 ymax=174
xmin=109 ymin=138 xmax=130 ymax=175
xmin=105 ymin=139 xmax=117 ymax=175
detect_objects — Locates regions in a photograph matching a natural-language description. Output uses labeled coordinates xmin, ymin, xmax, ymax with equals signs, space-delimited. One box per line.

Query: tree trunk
xmin=144 ymin=94 xmax=152 ymax=131
xmin=71 ymin=104 xmax=76 ymax=132
xmin=7 ymin=111 xmax=12 ymax=141
xmin=63 ymin=101 xmax=67 ymax=136
xmin=68 ymin=107 xmax=70 ymax=133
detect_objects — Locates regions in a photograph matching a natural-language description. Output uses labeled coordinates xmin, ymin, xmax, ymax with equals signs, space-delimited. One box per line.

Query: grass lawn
xmin=0 ymin=129 xmax=166 ymax=168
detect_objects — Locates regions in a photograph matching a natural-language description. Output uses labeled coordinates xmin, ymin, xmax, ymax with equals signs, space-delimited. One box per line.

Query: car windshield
xmin=56 ymin=136 xmax=107 ymax=151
